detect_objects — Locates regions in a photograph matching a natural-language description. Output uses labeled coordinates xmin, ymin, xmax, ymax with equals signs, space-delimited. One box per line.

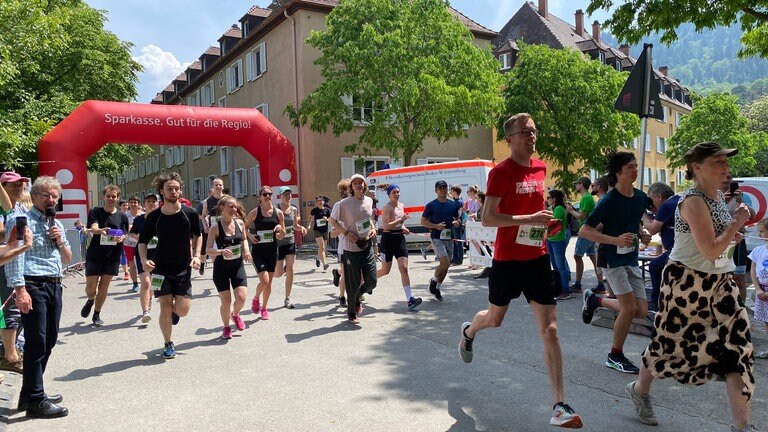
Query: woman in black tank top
xmin=206 ymin=195 xmax=251 ymax=339
xmin=244 ymin=186 xmax=285 ymax=320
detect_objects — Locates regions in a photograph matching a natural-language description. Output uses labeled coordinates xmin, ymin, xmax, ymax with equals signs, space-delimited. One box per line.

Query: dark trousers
xmin=451 ymin=225 xmax=464 ymax=264
xmin=648 ymin=251 xmax=670 ymax=310
xmin=19 ymin=279 xmax=62 ymax=404
xmin=342 ymin=249 xmax=377 ymax=316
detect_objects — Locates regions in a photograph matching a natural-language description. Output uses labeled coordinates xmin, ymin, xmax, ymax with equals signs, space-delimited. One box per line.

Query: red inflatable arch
xmin=38 ymin=100 xmax=297 ymax=227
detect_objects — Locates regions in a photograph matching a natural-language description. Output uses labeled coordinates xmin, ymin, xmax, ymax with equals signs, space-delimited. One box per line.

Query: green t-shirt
xmin=577 ymin=194 xmax=596 ymax=227
xmin=547 ymin=205 xmax=567 ymax=242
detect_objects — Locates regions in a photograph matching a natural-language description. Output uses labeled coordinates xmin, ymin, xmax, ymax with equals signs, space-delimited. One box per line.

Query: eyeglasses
xmin=105 ymin=195 xmax=118 ymax=199
xmin=262 ymin=192 xmax=272 ymax=197
xmin=36 ymin=193 xmax=60 ymax=200
xmin=510 ymin=129 xmax=537 ymax=137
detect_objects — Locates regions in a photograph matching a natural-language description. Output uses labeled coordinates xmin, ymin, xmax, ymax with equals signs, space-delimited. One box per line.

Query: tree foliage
xmin=501 ymin=43 xmax=640 ymax=191
xmin=667 ymin=93 xmax=768 ymax=175
xmin=0 ymin=0 xmax=149 ymax=177
xmin=285 ymin=0 xmax=503 ymax=165
xmin=588 ymin=0 xmax=768 ymax=58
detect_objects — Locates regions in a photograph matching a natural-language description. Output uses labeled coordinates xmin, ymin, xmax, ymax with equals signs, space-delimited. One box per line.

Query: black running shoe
xmin=92 ymin=314 xmax=104 ymax=327
xmin=315 ymin=257 xmax=321 ymax=268
xmin=428 ymin=278 xmax=437 ymax=295
xmin=80 ymin=299 xmax=94 ymax=318
xmin=339 ymin=296 xmax=347 ymax=308
xmin=606 ymin=352 xmax=640 ymax=374
xmin=435 ymin=288 xmax=443 ymax=301
xmin=407 ymin=297 xmax=422 ymax=311
xmin=581 ymin=289 xmax=599 ymax=324
xmin=332 ymin=268 xmax=341 ymax=287
xmin=198 ymin=261 xmax=205 ymax=276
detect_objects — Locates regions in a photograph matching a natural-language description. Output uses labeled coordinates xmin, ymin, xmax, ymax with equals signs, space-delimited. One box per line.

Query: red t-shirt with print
xmin=485 ymin=157 xmax=547 ymax=261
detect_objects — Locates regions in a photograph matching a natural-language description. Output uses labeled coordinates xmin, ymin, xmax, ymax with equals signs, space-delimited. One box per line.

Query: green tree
xmin=501 ymin=43 xmax=640 ymax=191
xmin=285 ymin=0 xmax=503 ymax=165
xmin=667 ymin=93 xmax=768 ymax=175
xmin=588 ymin=1 xmax=768 ymax=58
xmin=0 ymin=0 xmax=149 ymax=177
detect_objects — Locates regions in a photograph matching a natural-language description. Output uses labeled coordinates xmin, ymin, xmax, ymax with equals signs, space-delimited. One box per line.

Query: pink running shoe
xmin=251 ymin=297 xmax=260 ymax=314
xmin=231 ymin=313 xmax=246 ymax=331
xmin=222 ymin=326 xmax=232 ymax=339
xmin=260 ymin=308 xmax=270 ymax=320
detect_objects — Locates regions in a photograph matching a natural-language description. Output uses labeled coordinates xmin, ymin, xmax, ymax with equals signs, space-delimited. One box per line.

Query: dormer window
xmin=243 ymin=21 xmax=250 ymax=38
xmin=220 ymin=41 xmax=226 ymax=56
xmin=598 ymin=52 xmax=606 ymax=64
xmin=498 ymin=53 xmax=511 ymax=71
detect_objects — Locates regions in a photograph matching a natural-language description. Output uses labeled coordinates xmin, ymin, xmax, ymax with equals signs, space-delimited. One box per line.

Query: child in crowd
xmin=748 ymin=218 xmax=768 ymax=358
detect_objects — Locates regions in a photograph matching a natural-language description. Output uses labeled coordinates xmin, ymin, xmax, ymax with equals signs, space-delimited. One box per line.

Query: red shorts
xmin=123 ymin=245 xmax=136 ymax=262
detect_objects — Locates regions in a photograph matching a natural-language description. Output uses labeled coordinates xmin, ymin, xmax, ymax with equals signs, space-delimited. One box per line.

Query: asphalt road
xmin=2 ymin=244 xmax=766 ymax=432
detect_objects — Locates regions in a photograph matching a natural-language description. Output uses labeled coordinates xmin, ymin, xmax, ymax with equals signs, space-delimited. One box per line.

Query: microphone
xmin=45 ymin=206 xmax=58 ymax=249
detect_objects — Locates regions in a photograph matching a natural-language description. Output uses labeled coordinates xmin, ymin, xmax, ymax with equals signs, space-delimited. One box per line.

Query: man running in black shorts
xmin=138 ymin=172 xmax=202 ymax=359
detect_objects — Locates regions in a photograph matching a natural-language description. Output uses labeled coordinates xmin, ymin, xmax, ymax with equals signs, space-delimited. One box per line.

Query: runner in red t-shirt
xmin=458 ymin=113 xmax=583 ymax=429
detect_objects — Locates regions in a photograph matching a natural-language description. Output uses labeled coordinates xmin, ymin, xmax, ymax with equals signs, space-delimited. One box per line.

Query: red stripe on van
xmin=368 ymin=160 xmax=495 ymax=178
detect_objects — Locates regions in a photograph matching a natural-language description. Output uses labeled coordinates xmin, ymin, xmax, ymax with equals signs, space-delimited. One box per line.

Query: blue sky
xmin=84 ymin=0 xmax=611 ymax=103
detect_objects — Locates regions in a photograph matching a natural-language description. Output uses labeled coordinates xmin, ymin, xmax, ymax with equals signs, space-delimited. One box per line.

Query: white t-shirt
xmin=331 ymin=195 xmax=374 ymax=253
xmin=331 ymin=201 xmax=346 ymax=255
xmin=748 ymin=245 xmax=768 ymax=288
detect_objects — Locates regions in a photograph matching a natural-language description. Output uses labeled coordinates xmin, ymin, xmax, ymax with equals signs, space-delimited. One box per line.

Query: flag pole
xmin=638 ymin=43 xmax=653 ymax=189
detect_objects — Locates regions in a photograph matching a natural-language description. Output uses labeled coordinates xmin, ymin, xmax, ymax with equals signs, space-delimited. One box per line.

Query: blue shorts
xmin=574 ymin=236 xmax=596 ymax=257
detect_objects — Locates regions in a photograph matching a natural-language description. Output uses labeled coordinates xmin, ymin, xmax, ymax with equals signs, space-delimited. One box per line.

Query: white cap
xmin=349 ymin=174 xmax=366 ymax=183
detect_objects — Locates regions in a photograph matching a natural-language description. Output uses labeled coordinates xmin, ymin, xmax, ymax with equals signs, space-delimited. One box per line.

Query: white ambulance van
xmin=734 ymin=177 xmax=768 ymax=252
xmin=367 ymin=160 xmax=495 ymax=246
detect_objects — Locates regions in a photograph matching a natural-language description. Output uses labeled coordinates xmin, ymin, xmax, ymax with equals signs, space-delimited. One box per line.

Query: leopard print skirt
xmin=642 ymin=260 xmax=755 ymax=400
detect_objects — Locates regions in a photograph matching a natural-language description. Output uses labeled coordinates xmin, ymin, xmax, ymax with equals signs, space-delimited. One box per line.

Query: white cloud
xmin=133 ymin=44 xmax=191 ymax=92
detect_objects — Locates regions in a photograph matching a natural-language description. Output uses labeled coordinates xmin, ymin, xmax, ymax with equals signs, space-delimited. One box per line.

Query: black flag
xmin=615 ymin=45 xmax=663 ymax=120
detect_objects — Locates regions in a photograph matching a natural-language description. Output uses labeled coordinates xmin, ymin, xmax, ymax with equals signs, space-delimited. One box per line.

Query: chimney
xmin=538 ymin=0 xmax=548 ymax=18
xmin=619 ymin=44 xmax=630 ymax=56
xmin=592 ymin=20 xmax=601 ymax=43
xmin=659 ymin=66 xmax=669 ymax=76
xmin=575 ymin=9 xmax=584 ymax=36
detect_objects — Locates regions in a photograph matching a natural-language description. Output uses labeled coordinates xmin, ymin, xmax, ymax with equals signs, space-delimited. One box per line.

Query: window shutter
xmin=245 ymin=52 xmax=253 ymax=81
xmin=259 ymin=42 xmax=267 ymax=74
xmin=341 ymin=157 xmax=355 ymax=179
xmin=237 ymin=60 xmax=243 ymax=87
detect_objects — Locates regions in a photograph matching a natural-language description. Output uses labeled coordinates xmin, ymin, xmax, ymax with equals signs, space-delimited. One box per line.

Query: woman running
xmin=207 ymin=195 xmax=252 ymax=339
xmin=311 ymin=196 xmax=331 ymax=271
xmin=275 ymin=186 xmax=307 ymax=309
xmin=244 ymin=186 xmax=285 ymax=320
xmin=376 ymin=184 xmax=421 ymax=310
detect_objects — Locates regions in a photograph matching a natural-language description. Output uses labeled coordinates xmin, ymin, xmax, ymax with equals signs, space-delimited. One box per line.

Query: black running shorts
xmin=488 ymin=255 xmax=558 ymax=306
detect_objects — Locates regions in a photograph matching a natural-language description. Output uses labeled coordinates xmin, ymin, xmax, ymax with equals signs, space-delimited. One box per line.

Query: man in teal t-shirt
xmin=566 ymin=177 xmax=603 ymax=294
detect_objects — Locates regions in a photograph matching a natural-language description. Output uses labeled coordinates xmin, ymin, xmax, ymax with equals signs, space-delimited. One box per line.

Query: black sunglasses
xmin=262 ymin=192 xmax=272 ymax=197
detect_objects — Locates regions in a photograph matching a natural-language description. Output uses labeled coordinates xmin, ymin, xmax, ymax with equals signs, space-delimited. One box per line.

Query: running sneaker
xmin=407 ymin=297 xmax=422 ymax=311
xmin=92 ymin=315 xmax=104 ymax=327
xmin=550 ymin=402 xmax=583 ymax=429
xmin=323 ymin=263 xmax=329 ymax=271
xmin=251 ymin=297 xmax=260 ymax=314
xmin=339 ymin=296 xmax=347 ymax=308
xmin=593 ymin=282 xmax=606 ymax=294
xmin=131 ymin=282 xmax=139 ymax=293
xmin=332 ymin=268 xmax=341 ymax=287
xmin=231 ymin=313 xmax=245 ymax=331
xmin=284 ymin=298 xmax=295 ymax=309
xmin=198 ymin=261 xmax=205 ymax=275
xmin=434 ymin=287 xmax=443 ymax=302
xmin=606 ymin=352 xmax=640 ymax=374
xmin=141 ymin=311 xmax=151 ymax=324
xmin=428 ymin=278 xmax=437 ymax=295
xmin=581 ymin=289 xmax=599 ymax=324
xmin=80 ymin=299 xmax=94 ymax=318
xmin=123 ymin=272 xmax=130 ymax=281
xmin=260 ymin=308 xmax=270 ymax=320
xmin=347 ymin=313 xmax=359 ymax=324
xmin=556 ymin=293 xmax=573 ymax=301
xmin=625 ymin=381 xmax=658 ymax=425
xmin=731 ymin=425 xmax=758 ymax=432
xmin=458 ymin=322 xmax=473 ymax=363
xmin=569 ymin=282 xmax=582 ymax=294
xmin=162 ymin=342 xmax=176 ymax=359
xmin=172 ymin=312 xmax=180 ymax=326
xmin=315 ymin=257 xmax=321 ymax=267
xmin=420 ymin=247 xmax=428 ymax=260
xmin=221 ymin=326 xmax=232 ymax=340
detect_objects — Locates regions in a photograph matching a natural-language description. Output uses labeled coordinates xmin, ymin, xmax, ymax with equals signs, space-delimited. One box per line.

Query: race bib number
xmin=355 ymin=218 xmax=371 ymax=234
xmin=209 ymin=215 xmax=219 ymax=226
xmin=150 ymin=274 xmax=165 ymax=290
xmin=257 ymin=230 xmax=274 ymax=243
xmin=147 ymin=236 xmax=159 ymax=249
xmin=99 ymin=235 xmax=118 ymax=246
xmin=285 ymin=225 xmax=294 ymax=236
xmin=515 ymin=225 xmax=545 ymax=247
xmin=123 ymin=237 xmax=138 ymax=248
xmin=714 ymin=242 xmax=736 ymax=268
xmin=316 ymin=218 xmax=327 ymax=227
xmin=225 ymin=244 xmax=242 ymax=260
xmin=440 ymin=229 xmax=452 ymax=240
xmin=617 ymin=234 xmax=638 ymax=255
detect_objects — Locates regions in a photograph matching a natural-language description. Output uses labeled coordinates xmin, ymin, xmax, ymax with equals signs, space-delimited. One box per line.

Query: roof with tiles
xmin=246 ymin=5 xmax=272 ymax=17
xmin=203 ymin=46 xmax=221 ymax=56
xmin=221 ymin=25 xmax=242 ymax=39
xmin=174 ymin=72 xmax=187 ymax=81
xmin=187 ymin=60 xmax=202 ymax=70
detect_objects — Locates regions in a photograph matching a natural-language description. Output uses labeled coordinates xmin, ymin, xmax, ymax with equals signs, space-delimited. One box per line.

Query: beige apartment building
xmin=102 ymin=1 xmax=497 ymax=214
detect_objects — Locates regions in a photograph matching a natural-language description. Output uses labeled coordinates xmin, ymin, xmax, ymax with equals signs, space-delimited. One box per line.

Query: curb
xmin=0 ymin=371 xmax=19 ymax=430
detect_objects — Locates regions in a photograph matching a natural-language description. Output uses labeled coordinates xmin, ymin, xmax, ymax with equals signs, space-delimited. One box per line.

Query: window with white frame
xmin=255 ymin=103 xmax=269 ymax=119
xmin=187 ymin=90 xmax=200 ymax=107
xmin=644 ymin=167 xmax=653 ymax=186
xmin=340 ymin=156 xmax=390 ymax=179
xmin=232 ymin=168 xmax=248 ymax=198
xmin=416 ymin=157 xmax=459 ymax=165
xmin=220 ymin=147 xmax=230 ymax=174
xmin=599 ymin=52 xmax=606 ymax=64
xmin=192 ymin=178 xmax=204 ymax=201
xmin=632 ymin=137 xmax=638 ymax=149
xmin=498 ymin=53 xmax=511 ymax=70
xmin=657 ymin=168 xmax=667 ymax=184
xmin=218 ymin=97 xmax=226 ymax=108
xmin=590 ymin=169 xmax=599 ymax=181
xmin=192 ymin=146 xmax=202 ymax=159
xmin=676 ymin=112 xmax=683 ymax=126
xmin=249 ymin=166 xmax=261 ymax=195
xmin=174 ymin=146 xmax=184 ymax=165
xmin=204 ymin=146 xmax=216 ymax=155
xmin=644 ymin=135 xmax=651 ymax=152
xmin=206 ymin=175 xmax=216 ymax=193
xmin=342 ymin=94 xmax=379 ymax=125
xmin=227 ymin=59 xmax=243 ymax=93
xmin=656 ymin=136 xmax=667 ymax=153
xmin=246 ymin=42 xmax=267 ymax=80
xmin=678 ymin=170 xmax=684 ymax=184
xmin=165 ymin=147 xmax=174 ymax=168
xmin=201 ymin=80 xmax=215 ymax=106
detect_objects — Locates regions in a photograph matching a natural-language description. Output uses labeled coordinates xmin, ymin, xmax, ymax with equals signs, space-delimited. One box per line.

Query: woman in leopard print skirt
xmin=625 ymin=142 xmax=756 ymax=432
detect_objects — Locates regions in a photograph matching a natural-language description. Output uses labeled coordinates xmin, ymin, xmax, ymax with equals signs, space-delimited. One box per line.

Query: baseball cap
xmin=435 ymin=180 xmax=448 ymax=189
xmin=278 ymin=186 xmax=292 ymax=195
xmin=683 ymin=141 xmax=738 ymax=164
xmin=350 ymin=174 xmax=366 ymax=183
xmin=144 ymin=193 xmax=159 ymax=201
xmin=574 ymin=177 xmax=591 ymax=188
xmin=0 ymin=172 xmax=30 ymax=184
